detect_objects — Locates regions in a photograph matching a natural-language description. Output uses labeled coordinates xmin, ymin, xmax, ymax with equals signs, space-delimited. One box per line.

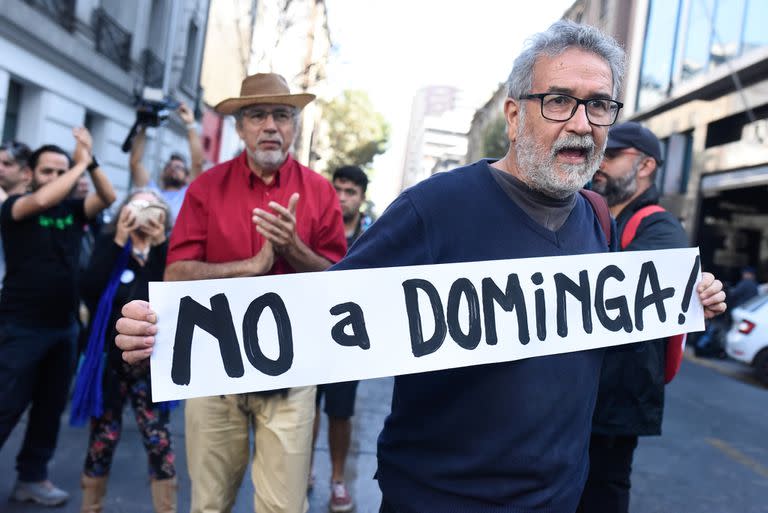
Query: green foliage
xmin=318 ymin=90 xmax=390 ymax=174
xmin=481 ymin=115 xmax=509 ymax=159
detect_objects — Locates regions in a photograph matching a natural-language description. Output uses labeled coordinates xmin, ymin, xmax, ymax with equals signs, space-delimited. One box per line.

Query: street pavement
xmin=0 ymin=378 xmax=393 ymax=513
xmin=2 ymin=353 xmax=766 ymax=513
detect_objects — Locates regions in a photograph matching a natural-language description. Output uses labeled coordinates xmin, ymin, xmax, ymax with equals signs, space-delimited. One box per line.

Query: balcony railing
xmin=93 ymin=8 xmax=132 ymax=70
xmin=24 ymin=0 xmax=76 ymax=31
xmin=141 ymin=49 xmax=165 ymax=88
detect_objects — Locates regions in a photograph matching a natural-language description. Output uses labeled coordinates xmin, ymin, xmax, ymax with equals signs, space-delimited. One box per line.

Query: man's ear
xmin=504 ymin=98 xmax=520 ymax=143
xmin=636 ymin=158 xmax=657 ymax=180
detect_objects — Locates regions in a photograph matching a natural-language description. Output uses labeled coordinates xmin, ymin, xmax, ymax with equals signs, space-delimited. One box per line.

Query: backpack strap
xmin=665 ymin=334 xmax=687 ymax=384
xmin=620 ymin=205 xmax=666 ymax=249
xmin=619 ymin=201 xmax=687 ymax=384
xmin=579 ymin=189 xmax=611 ymax=247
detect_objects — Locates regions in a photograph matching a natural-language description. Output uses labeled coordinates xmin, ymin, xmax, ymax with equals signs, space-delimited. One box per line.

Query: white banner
xmin=148 ymin=248 xmax=704 ymax=401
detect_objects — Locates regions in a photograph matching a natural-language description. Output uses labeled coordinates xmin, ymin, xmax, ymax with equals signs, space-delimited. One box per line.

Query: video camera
xmin=121 ymin=87 xmax=181 ymax=153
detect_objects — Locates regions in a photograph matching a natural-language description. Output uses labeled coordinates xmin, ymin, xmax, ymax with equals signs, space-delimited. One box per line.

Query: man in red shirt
xmin=117 ymin=73 xmax=346 ymax=513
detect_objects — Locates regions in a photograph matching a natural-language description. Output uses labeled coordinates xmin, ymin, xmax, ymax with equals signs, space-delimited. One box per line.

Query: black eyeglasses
xmin=520 ymin=93 xmax=623 ymax=126
xmin=241 ymin=108 xmax=297 ymax=125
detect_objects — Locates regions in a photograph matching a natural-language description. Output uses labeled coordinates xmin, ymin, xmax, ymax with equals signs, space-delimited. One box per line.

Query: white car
xmin=726 ymin=294 xmax=768 ymax=386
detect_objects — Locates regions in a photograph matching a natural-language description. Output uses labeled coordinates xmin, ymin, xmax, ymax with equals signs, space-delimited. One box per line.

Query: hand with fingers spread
xmin=114 ymin=203 xmax=139 ymax=247
xmin=115 ymin=300 xmax=159 ymax=364
xmin=252 ymin=192 xmax=300 ymax=253
xmin=177 ymin=101 xmax=195 ymax=125
xmin=698 ymin=271 xmax=727 ymax=319
xmin=143 ymin=215 xmax=167 ymax=246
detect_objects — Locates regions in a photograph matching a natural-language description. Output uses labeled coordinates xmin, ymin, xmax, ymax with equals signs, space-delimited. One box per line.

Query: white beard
xmin=247 ymin=147 xmax=287 ymax=171
xmin=515 ymin=117 xmax=605 ymax=199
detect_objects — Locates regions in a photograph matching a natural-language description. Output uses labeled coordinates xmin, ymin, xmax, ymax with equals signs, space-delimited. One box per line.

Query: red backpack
xmin=580 ymin=192 xmax=685 ymax=384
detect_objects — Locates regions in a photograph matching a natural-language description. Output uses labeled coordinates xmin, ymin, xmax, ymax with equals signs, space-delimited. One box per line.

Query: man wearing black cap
xmin=578 ymin=121 xmax=689 ymax=513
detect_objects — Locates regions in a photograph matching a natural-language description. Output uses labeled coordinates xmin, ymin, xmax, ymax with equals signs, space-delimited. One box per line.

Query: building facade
xmin=465 ymin=0 xmax=767 ymax=282
xmin=466 ymin=85 xmax=507 ymax=163
xmin=0 ymin=0 xmax=209 ymax=197
xmin=401 ymin=85 xmax=473 ymax=189
xmin=622 ymin=0 xmax=768 ymax=283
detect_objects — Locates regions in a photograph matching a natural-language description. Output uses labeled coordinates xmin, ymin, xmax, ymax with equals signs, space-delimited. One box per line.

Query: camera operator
xmin=129 ymin=101 xmax=204 ymax=221
xmin=0 ymin=127 xmax=116 ymax=506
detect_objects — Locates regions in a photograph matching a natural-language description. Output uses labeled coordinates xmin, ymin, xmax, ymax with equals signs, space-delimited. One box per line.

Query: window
xmin=83 ymin=111 xmax=107 ymax=158
xmin=182 ymin=20 xmax=200 ymax=88
xmin=742 ymin=0 xmax=768 ymax=53
xmin=680 ymin=0 xmax=715 ymax=80
xmin=2 ymin=80 xmax=22 ymax=142
xmin=661 ymin=132 xmax=693 ymax=195
xmin=709 ymin=0 xmax=746 ymax=67
xmin=84 ymin=111 xmax=95 ymax=133
xmin=705 ymin=105 xmax=768 ymax=148
xmin=638 ymin=0 xmax=768 ymax=111
xmin=147 ymin=0 xmax=167 ymax=55
xmin=636 ymin=0 xmax=683 ymax=111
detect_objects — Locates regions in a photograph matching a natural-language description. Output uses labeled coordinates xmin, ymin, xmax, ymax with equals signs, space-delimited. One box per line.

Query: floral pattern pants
xmin=83 ymin=361 xmax=175 ymax=479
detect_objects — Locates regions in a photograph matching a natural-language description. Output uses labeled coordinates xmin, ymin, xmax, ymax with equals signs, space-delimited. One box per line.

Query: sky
xmin=323 ymin=0 xmax=575 ymax=210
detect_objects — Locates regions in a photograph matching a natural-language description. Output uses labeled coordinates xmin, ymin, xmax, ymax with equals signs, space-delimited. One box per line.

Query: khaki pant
xmin=185 ymin=386 xmax=316 ymax=513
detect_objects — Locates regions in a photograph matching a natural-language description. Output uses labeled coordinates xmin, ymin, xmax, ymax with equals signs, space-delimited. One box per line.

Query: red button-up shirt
xmin=168 ymin=152 xmax=346 ymax=275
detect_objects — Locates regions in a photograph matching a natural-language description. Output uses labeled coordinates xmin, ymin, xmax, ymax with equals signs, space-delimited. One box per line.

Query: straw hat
xmin=214 ymin=73 xmax=315 ymax=115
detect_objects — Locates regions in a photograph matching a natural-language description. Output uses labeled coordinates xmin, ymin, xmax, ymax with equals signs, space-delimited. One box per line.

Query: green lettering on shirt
xmin=38 ymin=213 xmax=74 ymax=230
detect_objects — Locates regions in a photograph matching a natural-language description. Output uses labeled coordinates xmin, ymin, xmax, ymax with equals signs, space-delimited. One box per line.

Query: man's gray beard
xmin=515 ymin=117 xmax=605 ymax=199
xmin=591 ymin=159 xmax=641 ymax=207
xmin=247 ymin=147 xmax=287 ymax=171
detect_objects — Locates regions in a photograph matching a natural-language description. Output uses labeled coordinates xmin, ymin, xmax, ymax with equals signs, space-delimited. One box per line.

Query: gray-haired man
xmin=116 ymin=24 xmax=726 ymax=513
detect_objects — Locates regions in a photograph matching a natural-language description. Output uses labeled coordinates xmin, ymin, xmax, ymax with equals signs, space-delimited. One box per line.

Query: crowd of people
xmin=1 ymin=19 xmax=732 ymax=513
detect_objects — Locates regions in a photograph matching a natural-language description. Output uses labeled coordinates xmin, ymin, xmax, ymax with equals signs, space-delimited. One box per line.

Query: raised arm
xmin=129 ymin=126 xmax=151 ymax=188
xmin=178 ymin=102 xmax=204 ymax=180
xmin=11 ymin=128 xmax=90 ymax=221
xmin=75 ymin=127 xmax=116 ymax=218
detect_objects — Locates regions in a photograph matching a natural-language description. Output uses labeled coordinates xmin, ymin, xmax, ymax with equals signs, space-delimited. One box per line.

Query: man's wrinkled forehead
xmin=531 ymin=49 xmax=614 ymax=97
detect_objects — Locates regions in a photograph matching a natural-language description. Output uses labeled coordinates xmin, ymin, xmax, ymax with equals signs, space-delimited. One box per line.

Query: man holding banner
xmin=136 ymin=73 xmax=346 ymax=513
xmin=578 ymin=122 xmax=689 ymax=512
xmin=116 ymin=22 xmax=726 ymax=513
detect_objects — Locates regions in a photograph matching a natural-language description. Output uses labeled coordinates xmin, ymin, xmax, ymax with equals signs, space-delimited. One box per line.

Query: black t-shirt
xmin=0 ymin=195 xmax=87 ymax=327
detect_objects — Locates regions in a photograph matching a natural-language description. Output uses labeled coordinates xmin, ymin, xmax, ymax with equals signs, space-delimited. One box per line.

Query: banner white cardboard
xmin=149 ymin=248 xmax=704 ymax=401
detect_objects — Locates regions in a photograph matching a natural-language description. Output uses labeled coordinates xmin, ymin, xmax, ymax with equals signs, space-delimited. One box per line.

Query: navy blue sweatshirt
xmin=332 ymin=160 xmax=617 ymax=513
